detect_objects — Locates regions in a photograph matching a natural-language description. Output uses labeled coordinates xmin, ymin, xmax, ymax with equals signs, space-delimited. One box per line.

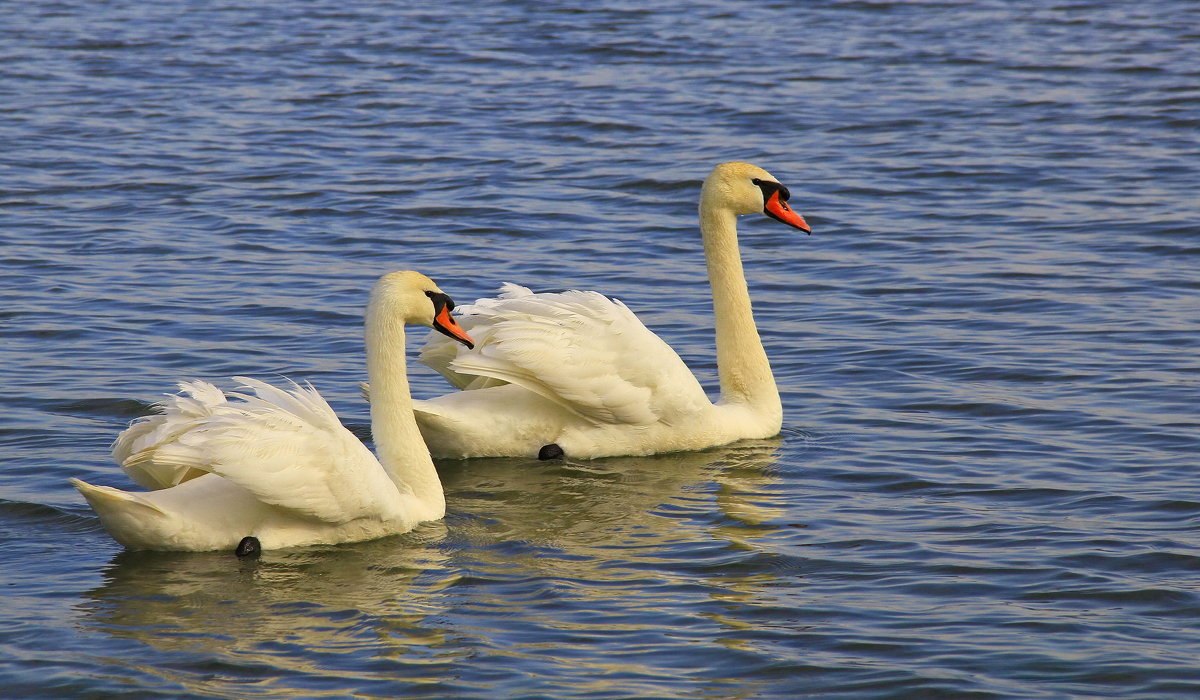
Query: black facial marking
xmin=752 ymin=177 xmax=792 ymax=202
xmin=428 ymin=291 xmax=473 ymax=348
xmin=753 ymin=177 xmax=808 ymax=233
xmin=425 ymin=290 xmax=456 ymax=313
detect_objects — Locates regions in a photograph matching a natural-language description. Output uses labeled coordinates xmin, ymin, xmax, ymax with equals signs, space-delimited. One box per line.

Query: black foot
xmin=537 ymin=443 xmax=565 ymax=461
xmin=235 ymin=536 xmax=262 ymax=558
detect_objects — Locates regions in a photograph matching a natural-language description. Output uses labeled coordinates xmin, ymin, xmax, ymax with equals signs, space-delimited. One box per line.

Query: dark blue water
xmin=2 ymin=0 xmax=1198 ymax=697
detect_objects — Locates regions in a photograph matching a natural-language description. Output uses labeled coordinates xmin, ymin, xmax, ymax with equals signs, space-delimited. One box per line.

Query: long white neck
xmin=699 ymin=195 xmax=782 ymax=425
xmin=364 ymin=299 xmax=445 ymax=519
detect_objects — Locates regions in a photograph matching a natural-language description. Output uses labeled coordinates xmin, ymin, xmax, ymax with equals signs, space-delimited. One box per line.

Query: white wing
xmin=117 ymin=377 xmax=400 ymax=524
xmin=419 ymin=284 xmax=710 ymax=425
xmin=112 ymin=380 xmax=232 ymax=489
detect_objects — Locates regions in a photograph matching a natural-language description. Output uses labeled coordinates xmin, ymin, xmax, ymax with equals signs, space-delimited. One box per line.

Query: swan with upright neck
xmin=71 ymin=271 xmax=475 ymax=552
xmin=404 ymin=161 xmax=811 ymax=459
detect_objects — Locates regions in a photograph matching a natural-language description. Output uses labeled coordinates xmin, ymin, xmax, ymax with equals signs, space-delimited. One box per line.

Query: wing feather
xmin=113 ymin=380 xmax=232 ymax=489
xmin=419 ymin=284 xmax=710 ymax=425
xmin=119 ymin=378 xmax=399 ymax=523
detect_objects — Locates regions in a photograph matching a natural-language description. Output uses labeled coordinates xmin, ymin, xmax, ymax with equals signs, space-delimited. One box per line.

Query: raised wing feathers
xmin=112 ymin=380 xmax=231 ymax=489
xmin=419 ymin=284 xmax=710 ymax=425
xmin=118 ymin=378 xmax=399 ymax=523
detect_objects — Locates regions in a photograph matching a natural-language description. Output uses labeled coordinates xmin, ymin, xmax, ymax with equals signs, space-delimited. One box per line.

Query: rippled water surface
xmin=2 ymin=1 xmax=1198 ymax=697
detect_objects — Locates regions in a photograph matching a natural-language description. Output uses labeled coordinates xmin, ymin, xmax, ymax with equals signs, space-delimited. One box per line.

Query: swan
xmin=70 ymin=271 xmax=476 ymax=552
xmin=402 ymin=161 xmax=811 ymax=460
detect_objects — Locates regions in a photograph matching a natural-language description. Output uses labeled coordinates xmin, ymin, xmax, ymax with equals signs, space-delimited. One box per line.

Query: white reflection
xmin=79 ymin=439 xmax=784 ymax=693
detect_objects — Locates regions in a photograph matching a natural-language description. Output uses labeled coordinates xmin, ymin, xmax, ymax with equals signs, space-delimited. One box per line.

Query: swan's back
xmin=419 ymin=284 xmax=710 ymax=425
xmin=115 ymin=378 xmax=407 ymax=524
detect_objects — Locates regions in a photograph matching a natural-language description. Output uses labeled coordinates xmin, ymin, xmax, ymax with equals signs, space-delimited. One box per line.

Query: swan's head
xmin=702 ymin=161 xmax=811 ymax=234
xmin=372 ymin=271 xmax=475 ymax=349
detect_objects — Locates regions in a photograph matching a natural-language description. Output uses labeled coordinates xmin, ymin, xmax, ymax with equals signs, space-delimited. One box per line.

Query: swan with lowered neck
xmin=71 ymin=271 xmax=475 ymax=552
xmin=404 ymin=161 xmax=811 ymax=459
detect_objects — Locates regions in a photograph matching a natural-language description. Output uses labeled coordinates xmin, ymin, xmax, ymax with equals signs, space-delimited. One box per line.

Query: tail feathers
xmin=70 ymin=478 xmax=166 ymax=518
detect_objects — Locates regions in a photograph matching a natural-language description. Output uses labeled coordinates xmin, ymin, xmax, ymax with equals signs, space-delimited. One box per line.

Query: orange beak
xmin=764 ymin=190 xmax=811 ymax=233
xmin=434 ymin=306 xmax=475 ymax=349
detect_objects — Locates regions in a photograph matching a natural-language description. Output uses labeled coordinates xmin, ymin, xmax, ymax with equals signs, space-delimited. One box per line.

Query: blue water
xmin=2 ymin=0 xmax=1198 ymax=697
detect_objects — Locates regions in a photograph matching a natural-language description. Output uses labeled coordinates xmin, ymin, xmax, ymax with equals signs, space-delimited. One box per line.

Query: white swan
xmin=405 ymin=161 xmax=811 ymax=459
xmin=71 ymin=271 xmax=476 ymax=552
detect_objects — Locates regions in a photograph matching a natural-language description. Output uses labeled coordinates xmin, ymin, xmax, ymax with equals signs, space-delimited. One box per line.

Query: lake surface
xmin=2 ymin=0 xmax=1198 ymax=697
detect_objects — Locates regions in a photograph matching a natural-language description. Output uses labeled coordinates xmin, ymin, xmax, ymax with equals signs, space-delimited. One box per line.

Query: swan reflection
xmin=80 ymin=439 xmax=783 ymax=691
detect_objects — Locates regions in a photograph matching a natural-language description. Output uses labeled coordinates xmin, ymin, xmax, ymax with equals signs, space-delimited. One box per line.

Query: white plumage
xmin=72 ymin=271 xmax=474 ymax=552
xmin=402 ymin=161 xmax=812 ymax=459
xmin=422 ymin=284 xmax=709 ymax=425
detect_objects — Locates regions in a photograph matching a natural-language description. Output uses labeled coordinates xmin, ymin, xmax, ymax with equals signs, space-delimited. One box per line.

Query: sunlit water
xmin=2 ymin=1 xmax=1198 ymax=697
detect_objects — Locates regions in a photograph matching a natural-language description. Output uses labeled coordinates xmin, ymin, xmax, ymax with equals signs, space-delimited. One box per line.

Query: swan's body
xmin=71 ymin=271 xmax=475 ymax=552
xmin=405 ymin=161 xmax=811 ymax=459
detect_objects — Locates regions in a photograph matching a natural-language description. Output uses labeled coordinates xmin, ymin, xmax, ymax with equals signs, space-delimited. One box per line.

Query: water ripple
xmin=2 ymin=0 xmax=1199 ymax=697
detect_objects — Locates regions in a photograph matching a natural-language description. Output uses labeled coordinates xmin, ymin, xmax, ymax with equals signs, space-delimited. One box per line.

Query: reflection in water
xmin=81 ymin=529 xmax=459 ymax=692
xmin=442 ymin=438 xmax=783 ymax=541
xmin=80 ymin=440 xmax=784 ymax=695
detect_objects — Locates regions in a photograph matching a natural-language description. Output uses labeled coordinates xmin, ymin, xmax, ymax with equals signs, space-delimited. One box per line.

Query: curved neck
xmin=699 ymin=199 xmax=781 ymax=420
xmin=365 ymin=302 xmax=444 ymax=518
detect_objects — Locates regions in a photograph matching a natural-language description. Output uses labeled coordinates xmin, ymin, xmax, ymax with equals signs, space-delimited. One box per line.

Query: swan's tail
xmin=70 ymin=478 xmax=167 ymax=548
xmin=71 ymin=478 xmax=165 ymax=516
